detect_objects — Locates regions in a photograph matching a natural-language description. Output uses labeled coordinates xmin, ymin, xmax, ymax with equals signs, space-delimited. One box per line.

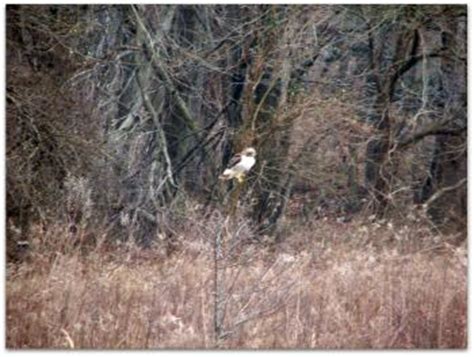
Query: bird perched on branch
xmin=219 ymin=147 xmax=256 ymax=183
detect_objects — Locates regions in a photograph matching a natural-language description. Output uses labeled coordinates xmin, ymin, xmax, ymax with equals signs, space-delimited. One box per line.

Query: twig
xmin=60 ymin=328 xmax=75 ymax=349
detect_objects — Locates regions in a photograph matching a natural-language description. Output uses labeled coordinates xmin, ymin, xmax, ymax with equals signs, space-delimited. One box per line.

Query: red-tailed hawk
xmin=219 ymin=147 xmax=256 ymax=183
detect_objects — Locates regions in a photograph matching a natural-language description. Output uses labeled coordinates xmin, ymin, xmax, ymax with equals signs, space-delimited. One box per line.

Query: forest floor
xmin=6 ymin=217 xmax=467 ymax=349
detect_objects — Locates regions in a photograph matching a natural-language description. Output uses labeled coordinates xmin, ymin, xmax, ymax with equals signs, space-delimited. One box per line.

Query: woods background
xmin=5 ymin=4 xmax=467 ymax=349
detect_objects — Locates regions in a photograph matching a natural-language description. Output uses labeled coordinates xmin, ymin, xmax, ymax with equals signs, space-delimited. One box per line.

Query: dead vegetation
xmin=5 ymin=5 xmax=467 ymax=350
xmin=6 ymin=213 xmax=467 ymax=349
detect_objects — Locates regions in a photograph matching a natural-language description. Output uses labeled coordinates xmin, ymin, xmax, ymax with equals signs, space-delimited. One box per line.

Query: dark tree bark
xmin=419 ymin=10 xmax=467 ymax=231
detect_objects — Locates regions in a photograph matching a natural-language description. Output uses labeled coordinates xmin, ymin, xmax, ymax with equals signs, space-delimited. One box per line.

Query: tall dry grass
xmin=6 ymin=214 xmax=467 ymax=349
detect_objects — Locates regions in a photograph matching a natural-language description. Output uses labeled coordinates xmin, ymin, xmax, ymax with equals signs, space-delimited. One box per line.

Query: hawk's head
xmin=242 ymin=147 xmax=257 ymax=157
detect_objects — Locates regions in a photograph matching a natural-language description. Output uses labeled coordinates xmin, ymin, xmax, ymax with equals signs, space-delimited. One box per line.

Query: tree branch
xmin=135 ymin=72 xmax=177 ymax=188
xmin=398 ymin=122 xmax=466 ymax=148
xmin=131 ymin=5 xmax=198 ymax=133
xmin=390 ymin=50 xmax=443 ymax=90
xmin=423 ymin=178 xmax=467 ymax=209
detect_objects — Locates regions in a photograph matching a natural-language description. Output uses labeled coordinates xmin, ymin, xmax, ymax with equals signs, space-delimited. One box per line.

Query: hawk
xmin=219 ymin=147 xmax=256 ymax=183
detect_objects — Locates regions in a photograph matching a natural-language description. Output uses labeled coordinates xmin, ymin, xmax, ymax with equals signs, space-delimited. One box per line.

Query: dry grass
xmin=6 ymin=216 xmax=467 ymax=349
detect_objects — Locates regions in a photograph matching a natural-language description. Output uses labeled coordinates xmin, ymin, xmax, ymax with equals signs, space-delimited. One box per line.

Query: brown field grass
xmin=6 ymin=216 xmax=467 ymax=349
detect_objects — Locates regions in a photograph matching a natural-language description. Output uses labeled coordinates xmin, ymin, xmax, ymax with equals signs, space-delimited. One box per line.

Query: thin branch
xmin=135 ymin=71 xmax=177 ymax=188
xmin=423 ymin=178 xmax=467 ymax=209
